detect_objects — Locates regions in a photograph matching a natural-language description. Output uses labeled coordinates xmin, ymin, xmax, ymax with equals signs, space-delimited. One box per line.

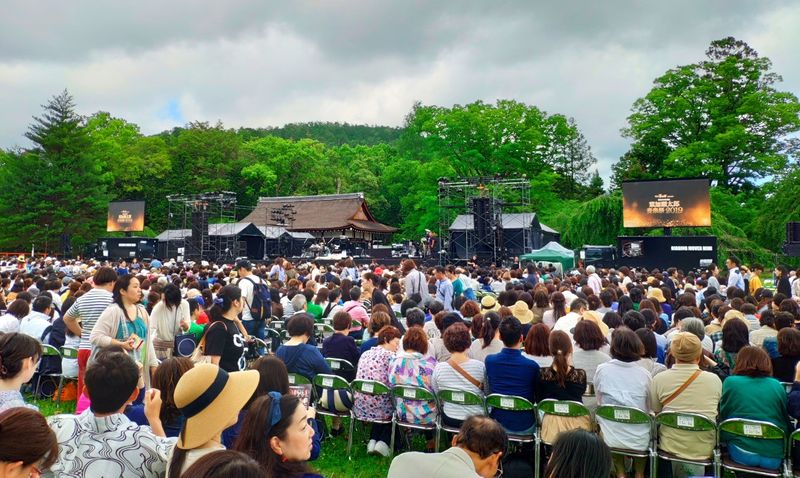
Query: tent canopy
xmin=519 ymin=241 xmax=575 ymax=270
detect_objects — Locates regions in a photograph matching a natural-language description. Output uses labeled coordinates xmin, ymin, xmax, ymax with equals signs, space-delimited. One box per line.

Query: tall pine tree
xmin=0 ymin=90 xmax=109 ymax=253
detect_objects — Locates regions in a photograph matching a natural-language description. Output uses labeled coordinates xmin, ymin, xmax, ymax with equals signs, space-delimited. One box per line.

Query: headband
xmin=265 ymin=391 xmax=283 ymax=435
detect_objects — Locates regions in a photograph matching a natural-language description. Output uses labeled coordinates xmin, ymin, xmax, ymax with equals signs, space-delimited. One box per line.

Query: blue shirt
xmin=275 ymin=343 xmax=332 ymax=381
xmin=485 ymin=348 xmax=540 ymax=432
xmin=436 ymin=278 xmax=454 ymax=311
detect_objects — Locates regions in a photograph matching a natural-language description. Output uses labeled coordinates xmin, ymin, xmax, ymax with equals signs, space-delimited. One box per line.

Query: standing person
xmin=0 ymin=408 xmax=58 ymax=477
xmin=402 ymin=260 xmax=431 ymax=308
xmin=776 ymin=265 xmax=792 ymax=298
xmin=586 ymin=266 xmax=602 ymax=295
xmin=63 ymin=266 xmax=117 ymax=399
xmin=269 ymin=257 xmax=286 ymax=283
xmin=706 ymin=264 xmax=721 ymax=292
xmin=749 ymin=264 xmax=764 ymax=297
xmin=719 ymin=346 xmax=790 ymax=470
xmin=203 ymin=286 xmax=249 ymax=373
xmin=151 ymin=284 xmax=191 ymax=360
xmin=91 ymin=274 xmax=159 ymax=389
xmin=236 ymin=260 xmax=266 ymax=342
xmin=594 ymin=329 xmax=652 ymax=478
xmin=434 ymin=267 xmax=454 ymax=312
xmin=651 ymin=332 xmax=722 ymax=478
xmin=0 ymin=333 xmax=42 ymax=412
xmin=726 ymin=256 xmax=745 ymax=292
xmin=485 ymin=317 xmax=540 ymax=434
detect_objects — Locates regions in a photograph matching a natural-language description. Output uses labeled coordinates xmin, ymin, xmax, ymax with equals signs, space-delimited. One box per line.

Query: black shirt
xmin=772 ymin=355 xmax=800 ymax=383
xmin=204 ymin=319 xmax=245 ymax=372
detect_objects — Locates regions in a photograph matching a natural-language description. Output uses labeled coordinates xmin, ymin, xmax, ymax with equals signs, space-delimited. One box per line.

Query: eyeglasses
xmin=493 ymin=461 xmax=504 ymax=478
xmin=29 ymin=464 xmax=42 ymax=478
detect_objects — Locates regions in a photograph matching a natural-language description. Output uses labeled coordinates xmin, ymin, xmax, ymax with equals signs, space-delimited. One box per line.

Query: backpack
xmin=243 ymin=276 xmax=272 ymax=322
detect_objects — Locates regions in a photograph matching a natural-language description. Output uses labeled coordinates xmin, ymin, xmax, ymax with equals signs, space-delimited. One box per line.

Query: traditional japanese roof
xmin=243 ymin=193 xmax=397 ymax=234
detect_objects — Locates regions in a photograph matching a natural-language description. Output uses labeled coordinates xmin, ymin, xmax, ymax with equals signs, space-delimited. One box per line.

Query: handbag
xmin=173 ymin=307 xmax=196 ymax=357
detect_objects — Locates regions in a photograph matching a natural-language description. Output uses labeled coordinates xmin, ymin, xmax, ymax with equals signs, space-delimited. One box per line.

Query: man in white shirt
xmin=586 ymin=265 xmax=602 ymax=295
xmin=725 ymin=256 xmax=745 ymax=293
xmin=235 ymin=259 xmax=264 ymax=340
xmin=553 ymin=298 xmax=588 ymax=339
xmin=19 ymin=294 xmax=53 ymax=340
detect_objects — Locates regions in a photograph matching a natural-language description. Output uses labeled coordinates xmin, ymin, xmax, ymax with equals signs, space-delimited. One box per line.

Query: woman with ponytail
xmin=203 ymin=285 xmax=249 ymax=373
xmin=468 ymin=311 xmax=504 ymax=362
xmin=91 ymin=274 xmax=158 ymax=387
xmin=234 ymin=393 xmax=322 ymax=478
xmin=542 ymin=292 xmax=567 ymax=329
xmin=537 ymin=330 xmax=590 ymax=444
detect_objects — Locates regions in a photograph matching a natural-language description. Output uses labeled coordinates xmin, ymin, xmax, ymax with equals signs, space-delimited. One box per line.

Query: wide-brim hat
xmin=580 ymin=311 xmax=610 ymax=337
xmin=511 ymin=300 xmax=534 ymax=324
xmin=174 ymin=364 xmax=259 ymax=449
xmin=647 ymin=287 xmax=666 ymax=303
xmin=480 ymin=295 xmax=499 ymax=312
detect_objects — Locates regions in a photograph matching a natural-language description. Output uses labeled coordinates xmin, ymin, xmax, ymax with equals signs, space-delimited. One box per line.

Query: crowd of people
xmin=0 ymin=253 xmax=799 ymax=477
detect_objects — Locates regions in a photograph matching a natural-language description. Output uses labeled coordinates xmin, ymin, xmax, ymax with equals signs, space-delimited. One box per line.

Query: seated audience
xmin=538 ymin=330 xmax=590 ymax=444
xmin=167 ymin=363 xmax=259 ymax=477
xmin=485 ymin=317 xmax=540 ymax=434
xmin=359 ymin=311 xmax=392 ymax=353
xmin=467 ymin=311 xmax=503 ymax=362
xmin=233 ymin=393 xmax=323 ymax=478
xmin=389 ymin=327 xmax=438 ymax=427
xmin=353 ymin=326 xmax=402 ymax=457
xmin=572 ymin=319 xmax=611 ymax=383
xmin=651 ymin=332 xmax=722 ymax=478
xmin=0 ymin=332 xmax=41 ymax=411
xmin=523 ymin=323 xmax=553 ymax=367
xmin=713 ymin=316 xmax=750 ymax=370
xmin=321 ymin=311 xmax=361 ymax=382
xmin=388 ymin=416 xmax=506 ymax=478
xmin=45 ymin=349 xmax=175 ymax=477
xmin=634 ymin=328 xmax=667 ymax=377
xmin=773 ymin=327 xmax=800 ymax=382
xmin=181 ymin=449 xmax=266 ymax=478
xmin=432 ymin=323 xmax=485 ymax=429
xmin=594 ymin=328 xmax=651 ymax=478
xmin=19 ymin=294 xmax=53 ymax=340
xmin=544 ymin=429 xmax=612 ymax=478
xmin=720 ymin=346 xmax=790 ymax=470
xmin=276 ymin=313 xmax=331 ymax=381
xmin=0 ymin=407 xmax=58 ymax=478
xmin=151 ymin=357 xmax=194 ymax=438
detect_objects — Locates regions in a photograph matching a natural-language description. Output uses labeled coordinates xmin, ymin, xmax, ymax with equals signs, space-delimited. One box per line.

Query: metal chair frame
xmin=390 ymin=385 xmax=440 ymax=457
xmin=348 ymin=379 xmax=393 ymax=459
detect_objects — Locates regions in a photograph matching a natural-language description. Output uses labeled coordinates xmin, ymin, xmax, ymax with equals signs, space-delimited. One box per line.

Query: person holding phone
xmin=91 ymin=274 xmax=158 ymax=388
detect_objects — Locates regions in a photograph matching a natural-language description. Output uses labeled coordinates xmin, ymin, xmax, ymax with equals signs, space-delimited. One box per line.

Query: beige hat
xmin=647 ymin=287 xmax=666 ymax=303
xmin=174 ymin=363 xmax=259 ymax=449
xmin=480 ymin=295 xmax=499 ymax=312
xmin=724 ymin=309 xmax=746 ymax=323
xmin=671 ymin=332 xmax=702 ymax=363
xmin=580 ymin=311 xmax=610 ymax=337
xmin=511 ymin=300 xmax=534 ymax=324
xmin=186 ymin=289 xmax=202 ymax=299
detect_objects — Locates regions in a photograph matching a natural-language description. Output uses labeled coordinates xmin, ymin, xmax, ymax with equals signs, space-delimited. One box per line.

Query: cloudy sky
xmin=1 ymin=1 xmax=799 ymax=183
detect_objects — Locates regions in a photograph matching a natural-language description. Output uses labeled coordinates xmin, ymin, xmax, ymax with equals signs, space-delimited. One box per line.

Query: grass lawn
xmin=29 ymin=395 xmax=392 ymax=477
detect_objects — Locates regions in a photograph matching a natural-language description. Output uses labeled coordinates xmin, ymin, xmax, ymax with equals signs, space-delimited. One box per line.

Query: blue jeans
xmin=243 ymin=319 xmax=266 ymax=340
xmin=729 ymin=443 xmax=782 ymax=470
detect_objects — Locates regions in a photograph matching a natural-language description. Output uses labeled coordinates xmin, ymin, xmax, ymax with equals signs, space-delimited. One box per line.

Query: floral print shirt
xmin=353 ymin=346 xmax=395 ymax=421
xmin=389 ymin=351 xmax=438 ymax=425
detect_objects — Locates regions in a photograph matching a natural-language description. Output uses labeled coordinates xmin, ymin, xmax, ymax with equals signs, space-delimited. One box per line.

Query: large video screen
xmin=622 ymin=179 xmax=710 ymax=228
xmin=107 ymin=201 xmax=145 ymax=232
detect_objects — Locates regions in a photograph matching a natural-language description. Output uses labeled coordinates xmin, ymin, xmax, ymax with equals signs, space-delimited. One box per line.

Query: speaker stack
xmin=783 ymin=222 xmax=800 ymax=256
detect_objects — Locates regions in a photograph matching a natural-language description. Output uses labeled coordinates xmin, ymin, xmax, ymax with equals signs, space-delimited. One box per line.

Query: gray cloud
xmin=1 ymin=1 xmax=798 ymax=183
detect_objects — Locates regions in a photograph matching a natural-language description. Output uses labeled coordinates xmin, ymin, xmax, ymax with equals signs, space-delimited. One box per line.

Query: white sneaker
xmin=367 ymin=439 xmax=376 ymax=454
xmin=374 ymin=440 xmax=391 ymax=457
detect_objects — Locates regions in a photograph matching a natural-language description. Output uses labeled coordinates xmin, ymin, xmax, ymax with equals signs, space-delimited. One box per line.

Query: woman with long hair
xmin=523 ymin=323 xmax=553 ymax=367
xmin=542 ymin=292 xmax=567 ymax=328
xmin=151 ymin=283 xmax=191 ymax=360
xmin=90 ymin=274 xmax=158 ymax=387
xmin=538 ymin=330 xmax=590 ymax=443
xmin=151 ymin=357 xmax=194 ymax=438
xmin=0 ymin=408 xmax=58 ymax=477
xmin=544 ymin=429 xmax=612 ymax=478
xmin=468 ymin=311 xmax=503 ymax=362
xmin=234 ymin=393 xmax=322 ymax=478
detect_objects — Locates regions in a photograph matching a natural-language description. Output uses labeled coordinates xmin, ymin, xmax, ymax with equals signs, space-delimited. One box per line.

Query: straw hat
xmin=580 ymin=311 xmax=610 ymax=337
xmin=173 ymin=363 xmax=259 ymax=449
xmin=511 ymin=300 xmax=534 ymax=324
xmin=480 ymin=295 xmax=499 ymax=312
xmin=646 ymin=287 xmax=666 ymax=303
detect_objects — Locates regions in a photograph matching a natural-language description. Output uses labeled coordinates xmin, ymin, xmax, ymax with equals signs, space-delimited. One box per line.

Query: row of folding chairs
xmin=32 ymin=344 xmax=79 ymax=404
xmin=303 ymin=370 xmax=799 ymax=478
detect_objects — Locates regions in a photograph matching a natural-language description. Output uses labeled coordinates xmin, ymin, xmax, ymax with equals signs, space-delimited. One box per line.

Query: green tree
xmin=0 ymin=90 xmax=110 ymax=251
xmin=618 ymin=37 xmax=800 ymax=192
xmin=169 ymin=121 xmax=242 ymax=194
xmin=585 ymin=170 xmax=605 ymax=198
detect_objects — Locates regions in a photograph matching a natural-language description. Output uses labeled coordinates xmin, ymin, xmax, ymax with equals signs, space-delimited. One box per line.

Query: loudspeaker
xmin=788 ymin=222 xmax=800 ymax=244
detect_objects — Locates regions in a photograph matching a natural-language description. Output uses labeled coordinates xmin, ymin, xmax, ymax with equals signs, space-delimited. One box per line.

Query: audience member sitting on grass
xmin=234 ymin=392 xmax=323 ymax=478
xmin=45 ymin=349 xmax=174 ymax=478
xmin=167 ymin=363 xmax=259 ymax=478
xmin=182 ymin=449 xmax=267 ymax=478
xmin=543 ymin=429 xmax=612 ymax=478
xmin=0 ymin=332 xmax=41 ymax=412
xmin=387 ymin=415 xmax=506 ymax=478
xmin=0 ymin=407 xmax=58 ymax=478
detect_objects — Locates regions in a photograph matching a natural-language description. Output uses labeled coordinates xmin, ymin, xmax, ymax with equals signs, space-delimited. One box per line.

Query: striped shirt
xmin=431 ymin=359 xmax=485 ymax=420
xmin=65 ymin=288 xmax=114 ymax=350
